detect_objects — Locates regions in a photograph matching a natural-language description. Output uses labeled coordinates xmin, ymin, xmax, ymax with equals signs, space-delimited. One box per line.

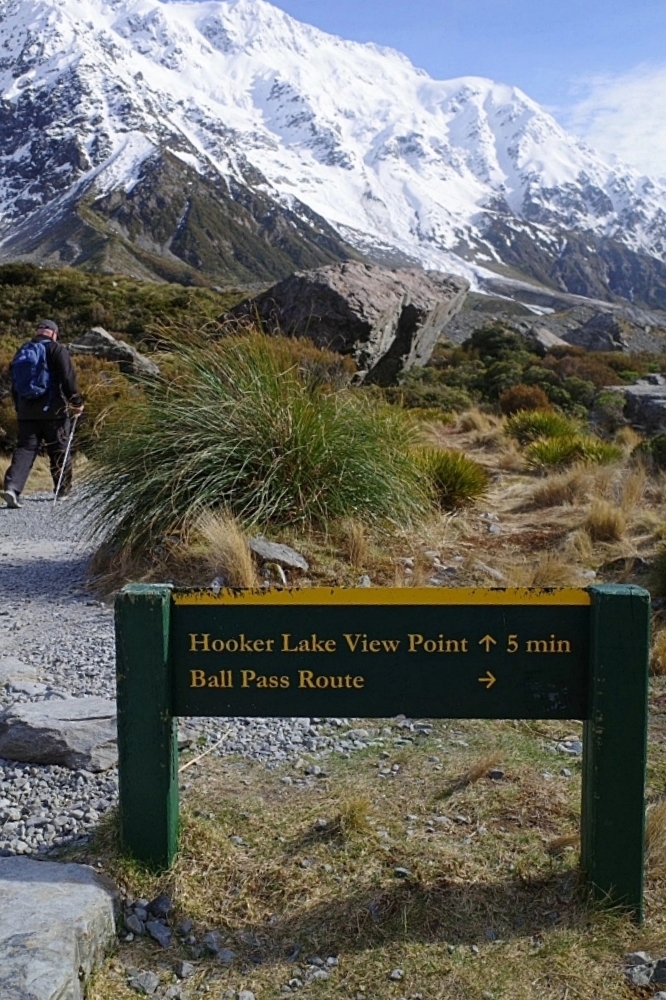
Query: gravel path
xmin=0 ymin=494 xmax=416 ymax=858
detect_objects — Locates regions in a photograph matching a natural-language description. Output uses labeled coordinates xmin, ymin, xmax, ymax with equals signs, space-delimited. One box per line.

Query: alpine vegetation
xmin=82 ymin=333 xmax=430 ymax=556
xmin=414 ymin=446 xmax=489 ymax=509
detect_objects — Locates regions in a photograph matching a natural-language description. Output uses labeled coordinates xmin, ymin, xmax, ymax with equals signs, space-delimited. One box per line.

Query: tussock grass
xmin=525 ymin=436 xmax=622 ymax=470
xmin=646 ymin=800 xmax=666 ymax=875
xmin=509 ymin=551 xmax=584 ymax=587
xmin=505 ymin=409 xmax=580 ymax=445
xmin=584 ymin=500 xmax=626 ymax=543
xmin=563 ymin=528 xmax=594 ymax=564
xmin=82 ymin=332 xmax=431 ymax=555
xmin=528 ymin=467 xmax=591 ymax=508
xmin=619 ymin=467 xmax=646 ymax=512
xmin=651 ymin=630 xmax=666 ymax=676
xmin=194 ymin=512 xmax=257 ymax=588
xmin=341 ymin=519 xmax=368 ymax=569
xmin=456 ymin=408 xmax=497 ymax=433
xmin=414 ymin=446 xmax=489 ymax=510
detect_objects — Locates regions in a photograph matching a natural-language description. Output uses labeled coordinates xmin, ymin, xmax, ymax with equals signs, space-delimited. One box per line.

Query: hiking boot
xmin=1 ymin=488 xmax=22 ymax=509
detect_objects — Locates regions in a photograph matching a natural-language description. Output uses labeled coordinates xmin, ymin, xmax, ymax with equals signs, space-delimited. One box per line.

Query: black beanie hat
xmin=37 ymin=319 xmax=59 ymax=334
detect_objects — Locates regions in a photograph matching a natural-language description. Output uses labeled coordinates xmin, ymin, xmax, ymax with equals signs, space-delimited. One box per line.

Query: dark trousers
xmin=3 ymin=418 xmax=72 ymax=497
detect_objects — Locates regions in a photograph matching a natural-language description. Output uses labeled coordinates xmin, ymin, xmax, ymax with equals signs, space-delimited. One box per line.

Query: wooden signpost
xmin=115 ymin=584 xmax=650 ymax=919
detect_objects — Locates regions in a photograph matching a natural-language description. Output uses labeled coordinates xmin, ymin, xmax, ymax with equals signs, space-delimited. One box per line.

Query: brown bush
xmin=543 ymin=354 xmax=621 ymax=388
xmin=499 ymin=383 xmax=550 ymax=415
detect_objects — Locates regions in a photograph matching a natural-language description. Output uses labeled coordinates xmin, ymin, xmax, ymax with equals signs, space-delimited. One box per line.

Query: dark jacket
xmin=12 ymin=335 xmax=83 ymax=421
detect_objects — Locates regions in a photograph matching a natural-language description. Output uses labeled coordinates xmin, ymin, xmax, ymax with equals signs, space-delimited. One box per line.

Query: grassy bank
xmin=69 ymin=705 xmax=666 ymax=1000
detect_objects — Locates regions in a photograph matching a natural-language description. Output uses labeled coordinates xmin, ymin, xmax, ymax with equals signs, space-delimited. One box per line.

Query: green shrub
xmin=525 ymin=436 xmax=623 ymax=470
xmin=633 ymin=433 xmax=666 ymax=471
xmin=414 ymin=446 xmax=489 ymax=509
xmin=505 ymin=409 xmax=581 ymax=445
xmin=499 ymin=383 xmax=551 ymax=415
xmin=386 ymin=367 xmax=474 ymax=412
xmin=592 ymin=390 xmax=627 ymax=434
xmin=82 ymin=333 xmax=431 ymax=553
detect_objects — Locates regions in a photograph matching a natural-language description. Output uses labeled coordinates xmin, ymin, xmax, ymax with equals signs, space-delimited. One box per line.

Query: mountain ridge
xmin=2 ymin=0 xmax=666 ymax=307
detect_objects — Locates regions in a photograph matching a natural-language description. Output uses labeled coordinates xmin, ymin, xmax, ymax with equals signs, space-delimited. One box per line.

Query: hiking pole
xmin=53 ymin=414 xmax=79 ymax=507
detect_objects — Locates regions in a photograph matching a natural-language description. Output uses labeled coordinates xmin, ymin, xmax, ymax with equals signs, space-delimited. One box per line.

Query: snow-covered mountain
xmin=2 ymin=0 xmax=666 ymax=305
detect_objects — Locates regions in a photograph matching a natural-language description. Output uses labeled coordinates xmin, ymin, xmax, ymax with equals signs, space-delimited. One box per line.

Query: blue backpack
xmin=11 ymin=341 xmax=51 ymax=400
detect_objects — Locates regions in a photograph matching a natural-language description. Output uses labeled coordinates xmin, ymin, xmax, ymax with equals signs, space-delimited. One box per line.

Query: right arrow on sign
xmin=478 ymin=634 xmax=497 ymax=652
xmin=478 ymin=670 xmax=497 ymax=689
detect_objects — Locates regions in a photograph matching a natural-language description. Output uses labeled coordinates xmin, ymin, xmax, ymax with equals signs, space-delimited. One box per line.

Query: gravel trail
xmin=0 ymin=494 xmax=413 ymax=857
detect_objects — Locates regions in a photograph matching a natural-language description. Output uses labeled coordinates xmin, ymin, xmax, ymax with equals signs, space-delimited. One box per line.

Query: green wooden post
xmin=582 ymin=585 xmax=651 ymax=920
xmin=115 ymin=584 xmax=178 ymax=869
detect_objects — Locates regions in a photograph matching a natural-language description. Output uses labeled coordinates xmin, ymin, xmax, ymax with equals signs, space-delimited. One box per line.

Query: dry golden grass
xmin=584 ymin=500 xmax=627 ymax=543
xmin=651 ymin=630 xmax=666 ymax=676
xmin=435 ymin=752 xmax=502 ymax=798
xmin=195 ymin=512 xmax=257 ymax=588
xmin=341 ymin=519 xmax=368 ymax=569
xmin=456 ymin=408 xmax=499 ymax=433
xmin=620 ymin=467 xmax=647 ymax=512
xmin=509 ymin=551 xmax=584 ymax=587
xmin=81 ymin=713 xmax=664 ymax=1000
xmin=562 ymin=528 xmax=594 ymax=563
xmin=646 ymin=800 xmax=666 ymax=875
xmin=528 ymin=467 xmax=591 ymax=509
xmin=615 ymin=426 xmax=644 ymax=451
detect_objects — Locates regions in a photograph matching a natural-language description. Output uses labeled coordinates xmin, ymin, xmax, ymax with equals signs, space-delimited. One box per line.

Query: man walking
xmin=2 ymin=320 xmax=84 ymax=509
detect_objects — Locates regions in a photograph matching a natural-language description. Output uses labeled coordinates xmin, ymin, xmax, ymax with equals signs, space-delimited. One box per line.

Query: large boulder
xmin=68 ymin=327 xmax=159 ymax=376
xmin=0 ymin=857 xmax=118 ymax=1000
xmin=0 ymin=697 xmax=117 ymax=772
xmin=608 ymin=378 xmax=666 ymax=433
xmin=223 ymin=262 xmax=469 ymax=385
xmin=562 ymin=312 xmax=629 ymax=352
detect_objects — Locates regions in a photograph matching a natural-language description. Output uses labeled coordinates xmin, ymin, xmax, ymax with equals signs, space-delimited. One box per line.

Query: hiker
xmin=2 ymin=320 xmax=84 ymax=509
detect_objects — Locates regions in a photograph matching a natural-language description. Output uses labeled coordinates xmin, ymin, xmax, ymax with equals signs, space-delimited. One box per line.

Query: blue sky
xmin=269 ymin=0 xmax=666 ymax=177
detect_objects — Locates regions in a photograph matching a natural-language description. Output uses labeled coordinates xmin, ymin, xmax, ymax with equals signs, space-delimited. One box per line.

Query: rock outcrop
xmin=0 ymin=857 xmax=118 ymax=1000
xmin=608 ymin=376 xmax=666 ymax=433
xmin=68 ymin=327 xmax=160 ymax=376
xmin=0 ymin=697 xmax=117 ymax=772
xmin=224 ymin=263 xmax=469 ymax=385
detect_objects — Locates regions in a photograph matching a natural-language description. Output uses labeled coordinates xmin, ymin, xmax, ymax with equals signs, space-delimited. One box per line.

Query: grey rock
xmin=0 ymin=857 xmax=118 ymax=1000
xmin=358 ymin=575 xmax=372 ymax=588
xmin=129 ymin=971 xmax=161 ymax=995
xmin=626 ymin=951 xmax=653 ymax=966
xmin=9 ymin=681 xmax=48 ymax=696
xmin=394 ymin=867 xmax=412 ymax=878
xmin=556 ymin=739 xmax=583 ymax=757
xmin=148 ymin=893 xmax=173 ymax=917
xmin=68 ymin=327 xmax=160 ymax=376
xmin=653 ymin=959 xmax=666 ymax=985
xmin=217 ymin=948 xmax=237 ymax=966
xmin=146 ymin=920 xmax=172 ymax=948
xmin=608 ymin=382 xmax=666 ymax=433
xmin=125 ymin=912 xmax=146 ymax=935
xmin=176 ymin=960 xmax=195 ymax=979
xmin=651 ymin=993 xmax=666 ymax=999
xmin=249 ymin=537 xmax=309 ymax=572
xmin=389 ymin=969 xmax=404 ymax=981
xmin=164 ymin=987 xmax=185 ymax=1000
xmin=177 ymin=920 xmax=194 ymax=936
xmin=524 ymin=325 xmax=569 ymax=354
xmin=202 ymin=931 xmax=223 ymax=954
xmin=225 ymin=262 xmax=469 ymax=385
xmin=0 ymin=697 xmax=117 ymax=771
xmin=237 ymin=992 xmax=255 ymax=1000
xmin=0 ymin=656 xmax=37 ymax=686
xmin=626 ymin=964 xmax=655 ymax=987
xmin=488 ymin=769 xmax=505 ymax=780
xmin=562 ymin=312 xmax=629 ymax=352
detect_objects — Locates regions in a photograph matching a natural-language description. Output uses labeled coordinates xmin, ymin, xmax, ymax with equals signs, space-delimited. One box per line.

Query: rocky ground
xmin=0 ymin=494 xmax=392 ymax=858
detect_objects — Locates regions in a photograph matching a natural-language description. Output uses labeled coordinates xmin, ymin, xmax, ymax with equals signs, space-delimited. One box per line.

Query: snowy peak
xmin=1 ymin=0 xmax=666 ymax=306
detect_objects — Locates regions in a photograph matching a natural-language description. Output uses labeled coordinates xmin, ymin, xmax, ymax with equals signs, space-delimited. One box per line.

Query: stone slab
xmin=0 ymin=658 xmax=38 ymax=687
xmin=0 ymin=697 xmax=117 ymax=772
xmin=0 ymin=857 xmax=118 ymax=1000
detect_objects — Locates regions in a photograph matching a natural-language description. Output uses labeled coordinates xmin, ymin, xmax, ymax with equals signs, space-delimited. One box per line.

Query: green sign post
xmin=115 ymin=584 xmax=650 ymax=919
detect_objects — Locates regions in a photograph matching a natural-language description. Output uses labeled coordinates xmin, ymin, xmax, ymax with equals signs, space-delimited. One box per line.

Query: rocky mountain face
xmin=2 ymin=0 xmax=666 ymax=308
